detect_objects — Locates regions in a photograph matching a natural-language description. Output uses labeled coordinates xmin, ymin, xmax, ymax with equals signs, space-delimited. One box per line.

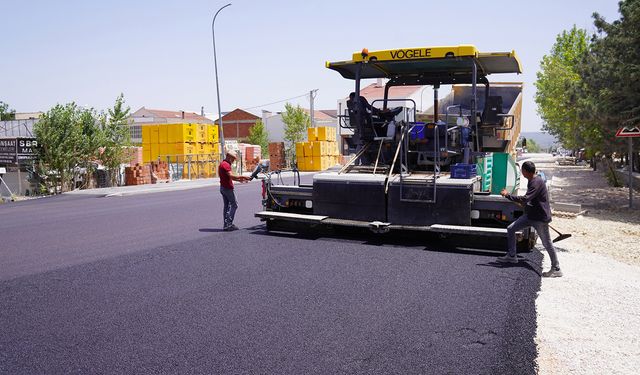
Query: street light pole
xmin=212 ymin=3 xmax=231 ymax=159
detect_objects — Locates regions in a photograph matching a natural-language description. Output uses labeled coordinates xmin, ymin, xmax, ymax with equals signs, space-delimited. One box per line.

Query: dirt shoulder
xmin=531 ymin=156 xmax=640 ymax=374
xmin=543 ymin=159 xmax=640 ymax=267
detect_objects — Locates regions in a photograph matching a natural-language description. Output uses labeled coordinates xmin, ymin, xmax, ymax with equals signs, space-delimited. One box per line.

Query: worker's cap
xmin=226 ymin=150 xmax=238 ymax=159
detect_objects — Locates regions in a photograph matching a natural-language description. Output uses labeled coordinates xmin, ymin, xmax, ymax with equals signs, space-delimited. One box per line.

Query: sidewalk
xmin=64 ymin=171 xmax=314 ymax=198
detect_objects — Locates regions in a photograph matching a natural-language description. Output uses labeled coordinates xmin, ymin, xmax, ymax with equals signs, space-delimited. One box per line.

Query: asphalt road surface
xmin=0 ymin=179 xmax=542 ymax=374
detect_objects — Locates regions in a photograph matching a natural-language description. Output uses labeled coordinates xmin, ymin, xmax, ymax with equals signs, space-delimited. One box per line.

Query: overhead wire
xmin=241 ymin=91 xmax=314 ymax=111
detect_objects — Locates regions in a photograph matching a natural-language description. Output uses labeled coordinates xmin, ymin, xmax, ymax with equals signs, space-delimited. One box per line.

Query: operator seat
xmin=347 ymin=94 xmax=376 ymax=142
xmin=373 ymin=106 xmax=403 ymax=140
xmin=346 ymin=96 xmax=372 ymax=128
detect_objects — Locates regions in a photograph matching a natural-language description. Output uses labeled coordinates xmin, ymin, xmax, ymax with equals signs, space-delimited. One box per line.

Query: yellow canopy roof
xmin=326 ymin=45 xmax=522 ymax=82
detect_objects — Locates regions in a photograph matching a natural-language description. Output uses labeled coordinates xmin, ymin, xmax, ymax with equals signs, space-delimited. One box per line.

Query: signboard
xmin=616 ymin=126 xmax=640 ymax=137
xmin=16 ymin=138 xmax=38 ymax=163
xmin=0 ymin=137 xmax=38 ymax=165
xmin=0 ymin=138 xmax=17 ymax=164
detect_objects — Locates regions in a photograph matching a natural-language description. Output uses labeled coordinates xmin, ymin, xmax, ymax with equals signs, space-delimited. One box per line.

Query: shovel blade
xmin=552 ymin=234 xmax=572 ymax=243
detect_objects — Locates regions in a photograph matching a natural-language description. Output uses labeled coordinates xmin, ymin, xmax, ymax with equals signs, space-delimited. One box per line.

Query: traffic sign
xmin=616 ymin=126 xmax=640 ymax=137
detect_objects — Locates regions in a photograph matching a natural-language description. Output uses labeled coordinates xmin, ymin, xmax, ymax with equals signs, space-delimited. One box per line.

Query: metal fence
xmin=156 ymin=153 xmax=221 ymax=181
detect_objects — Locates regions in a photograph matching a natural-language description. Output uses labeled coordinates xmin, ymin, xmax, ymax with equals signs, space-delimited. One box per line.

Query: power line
xmin=241 ymin=91 xmax=314 ymax=111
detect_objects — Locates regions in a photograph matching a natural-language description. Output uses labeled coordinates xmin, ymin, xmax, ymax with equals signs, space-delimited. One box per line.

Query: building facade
xmin=215 ymin=108 xmax=260 ymax=141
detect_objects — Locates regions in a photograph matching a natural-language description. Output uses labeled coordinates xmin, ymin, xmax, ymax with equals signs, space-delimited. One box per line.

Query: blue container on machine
xmin=409 ymin=123 xmax=426 ymax=140
xmin=450 ymin=163 xmax=477 ymax=179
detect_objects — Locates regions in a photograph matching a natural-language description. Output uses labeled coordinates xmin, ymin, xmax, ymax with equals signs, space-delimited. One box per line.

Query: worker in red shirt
xmin=219 ymin=150 xmax=249 ymax=231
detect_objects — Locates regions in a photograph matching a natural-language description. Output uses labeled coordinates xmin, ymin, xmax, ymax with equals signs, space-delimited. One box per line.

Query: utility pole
xmin=310 ymin=89 xmax=318 ymax=127
xmin=629 ymin=137 xmax=633 ymax=208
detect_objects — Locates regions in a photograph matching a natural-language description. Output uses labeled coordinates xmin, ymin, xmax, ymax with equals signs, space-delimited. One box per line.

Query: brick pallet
xmin=245 ymin=156 xmax=261 ymax=172
xmin=125 ymin=161 xmax=170 ymax=186
xmin=150 ymin=160 xmax=170 ymax=181
xmin=125 ymin=164 xmax=151 ymax=186
xmin=268 ymin=142 xmax=286 ymax=170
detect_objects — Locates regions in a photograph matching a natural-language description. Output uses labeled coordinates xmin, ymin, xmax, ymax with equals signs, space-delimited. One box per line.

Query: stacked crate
xmin=297 ymin=126 xmax=340 ymax=171
xmin=142 ymin=123 xmax=221 ymax=178
xmin=268 ymin=142 xmax=286 ymax=170
xmin=141 ymin=123 xmax=220 ymax=163
xmin=124 ymin=164 xmax=151 ymax=185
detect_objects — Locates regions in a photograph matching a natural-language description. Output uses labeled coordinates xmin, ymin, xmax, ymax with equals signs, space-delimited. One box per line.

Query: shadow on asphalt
xmin=476 ymin=259 xmax=542 ymax=277
xmin=198 ymin=228 xmax=226 ymax=233
xmin=248 ymin=223 xmax=531 ymax=261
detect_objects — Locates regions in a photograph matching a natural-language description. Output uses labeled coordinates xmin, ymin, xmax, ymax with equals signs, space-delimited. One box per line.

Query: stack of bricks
xmin=245 ymin=156 xmax=261 ymax=172
xmin=125 ymin=164 xmax=152 ymax=186
xmin=150 ymin=161 xmax=169 ymax=182
xmin=268 ymin=142 xmax=286 ymax=171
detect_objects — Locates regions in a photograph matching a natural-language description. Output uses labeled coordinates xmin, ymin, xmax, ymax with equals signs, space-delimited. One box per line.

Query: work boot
xmin=542 ymin=266 xmax=563 ymax=278
xmin=223 ymin=224 xmax=239 ymax=232
xmin=496 ymin=254 xmax=519 ymax=264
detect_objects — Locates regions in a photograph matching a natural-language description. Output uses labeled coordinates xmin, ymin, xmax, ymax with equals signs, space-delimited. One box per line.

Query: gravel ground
xmin=531 ymin=157 xmax=640 ymax=374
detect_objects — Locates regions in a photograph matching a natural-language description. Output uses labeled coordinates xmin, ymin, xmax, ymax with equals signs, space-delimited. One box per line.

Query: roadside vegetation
xmin=0 ymin=101 xmax=16 ymax=120
xmin=281 ymin=103 xmax=310 ymax=162
xmin=535 ymin=0 xmax=639 ymax=171
xmin=246 ymin=119 xmax=269 ymax=158
xmin=34 ymin=94 xmax=132 ymax=193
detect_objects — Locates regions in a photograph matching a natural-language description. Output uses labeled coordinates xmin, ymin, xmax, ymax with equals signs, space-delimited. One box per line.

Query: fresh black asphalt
xmin=0 ymin=179 xmax=543 ymax=374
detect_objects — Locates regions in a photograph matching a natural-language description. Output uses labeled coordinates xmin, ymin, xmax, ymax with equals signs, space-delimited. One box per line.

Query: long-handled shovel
xmin=549 ymin=224 xmax=572 ymax=243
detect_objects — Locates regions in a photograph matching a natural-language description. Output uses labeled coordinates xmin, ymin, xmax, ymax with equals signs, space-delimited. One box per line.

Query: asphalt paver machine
xmin=256 ymin=45 xmax=536 ymax=251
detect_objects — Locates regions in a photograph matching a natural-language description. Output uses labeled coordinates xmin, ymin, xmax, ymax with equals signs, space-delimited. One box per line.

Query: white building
xmin=262 ymin=109 xmax=337 ymax=143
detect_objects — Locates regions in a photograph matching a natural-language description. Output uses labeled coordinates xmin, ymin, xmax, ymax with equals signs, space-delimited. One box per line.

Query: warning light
xmin=361 ymin=48 xmax=369 ymax=58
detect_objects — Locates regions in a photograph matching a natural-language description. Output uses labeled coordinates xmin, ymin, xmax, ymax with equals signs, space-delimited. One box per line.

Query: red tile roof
xmin=303 ymin=109 xmax=336 ymax=121
xmin=349 ymin=83 xmax=425 ymax=102
xmin=217 ymin=108 xmax=260 ymax=123
xmin=140 ymin=108 xmax=211 ymax=122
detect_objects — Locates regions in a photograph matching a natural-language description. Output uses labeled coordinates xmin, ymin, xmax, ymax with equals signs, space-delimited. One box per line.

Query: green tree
xmin=0 ymin=101 xmax=16 ymax=121
xmin=246 ymin=119 xmax=269 ymax=158
xmin=534 ymin=26 xmax=589 ymax=151
xmin=574 ymin=0 xmax=640 ymax=157
xmin=34 ymin=103 xmax=104 ymax=192
xmin=34 ymin=103 xmax=84 ymax=192
xmin=101 ymin=94 xmax=132 ymax=185
xmin=78 ymin=107 xmax=105 ymax=189
xmin=281 ymin=103 xmax=310 ymax=159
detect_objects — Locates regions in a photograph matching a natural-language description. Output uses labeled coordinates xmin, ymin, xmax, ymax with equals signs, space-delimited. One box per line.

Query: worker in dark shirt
xmin=347 ymin=92 xmax=377 ymax=114
xmin=219 ymin=150 xmax=249 ymax=231
xmin=497 ymin=161 xmax=562 ymax=277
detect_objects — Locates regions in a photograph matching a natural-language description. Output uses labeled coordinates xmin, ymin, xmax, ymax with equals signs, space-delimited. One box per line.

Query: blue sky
xmin=1 ymin=0 xmax=620 ymax=131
